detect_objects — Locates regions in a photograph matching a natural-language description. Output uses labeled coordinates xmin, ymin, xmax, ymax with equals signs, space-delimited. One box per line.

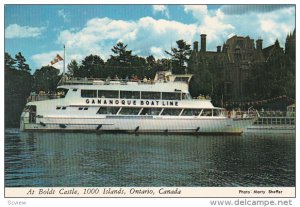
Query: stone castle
xmin=188 ymin=30 xmax=296 ymax=101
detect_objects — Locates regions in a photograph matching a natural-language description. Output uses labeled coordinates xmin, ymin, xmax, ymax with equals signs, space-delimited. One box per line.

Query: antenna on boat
xmin=63 ymin=44 xmax=66 ymax=76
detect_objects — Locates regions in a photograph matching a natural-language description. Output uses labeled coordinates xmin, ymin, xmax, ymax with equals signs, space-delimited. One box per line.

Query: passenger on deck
xmin=143 ymin=76 xmax=147 ymax=83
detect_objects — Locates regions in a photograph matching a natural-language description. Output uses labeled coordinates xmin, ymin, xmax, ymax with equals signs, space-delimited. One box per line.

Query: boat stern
xmin=231 ymin=117 xmax=257 ymax=133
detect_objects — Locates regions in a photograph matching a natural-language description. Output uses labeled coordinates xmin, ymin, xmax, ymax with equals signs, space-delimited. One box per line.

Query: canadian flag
xmin=50 ymin=54 xmax=63 ymax=65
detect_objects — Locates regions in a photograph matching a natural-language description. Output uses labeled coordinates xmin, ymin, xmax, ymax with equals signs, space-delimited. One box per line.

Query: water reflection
xmin=5 ymin=129 xmax=295 ymax=187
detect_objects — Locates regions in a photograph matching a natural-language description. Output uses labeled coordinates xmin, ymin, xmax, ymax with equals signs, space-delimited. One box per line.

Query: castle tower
xmin=200 ymin=34 xmax=207 ymax=52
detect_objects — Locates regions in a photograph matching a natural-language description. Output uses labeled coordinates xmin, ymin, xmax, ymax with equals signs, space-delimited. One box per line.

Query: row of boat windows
xmin=96 ymin=107 xmax=223 ymax=117
xmin=81 ymin=90 xmax=188 ymax=100
xmin=55 ymin=106 xmax=223 ymax=116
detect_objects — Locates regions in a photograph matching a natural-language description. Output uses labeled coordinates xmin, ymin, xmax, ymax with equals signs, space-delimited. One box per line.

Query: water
xmin=5 ymin=128 xmax=295 ymax=187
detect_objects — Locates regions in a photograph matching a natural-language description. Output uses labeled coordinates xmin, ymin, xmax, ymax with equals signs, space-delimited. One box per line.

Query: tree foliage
xmin=15 ymin=52 xmax=30 ymax=72
xmin=245 ymin=44 xmax=295 ymax=100
xmin=165 ymin=40 xmax=192 ymax=74
xmin=5 ymin=52 xmax=17 ymax=70
xmin=5 ymin=52 xmax=33 ymax=127
xmin=79 ymin=54 xmax=105 ymax=78
xmin=33 ymin=66 xmax=60 ymax=92
xmin=67 ymin=59 xmax=80 ymax=77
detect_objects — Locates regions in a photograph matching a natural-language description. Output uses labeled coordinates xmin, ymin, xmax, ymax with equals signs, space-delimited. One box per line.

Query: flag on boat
xmin=50 ymin=54 xmax=63 ymax=65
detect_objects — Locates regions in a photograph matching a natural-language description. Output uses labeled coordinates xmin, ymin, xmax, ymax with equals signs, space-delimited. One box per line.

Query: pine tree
xmin=111 ymin=42 xmax=133 ymax=64
xmin=15 ymin=52 xmax=30 ymax=72
xmin=67 ymin=59 xmax=80 ymax=77
xmin=79 ymin=54 xmax=105 ymax=78
xmin=165 ymin=40 xmax=192 ymax=74
xmin=5 ymin=52 xmax=17 ymax=70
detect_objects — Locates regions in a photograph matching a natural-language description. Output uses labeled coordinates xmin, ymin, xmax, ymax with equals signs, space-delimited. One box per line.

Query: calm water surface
xmin=5 ymin=128 xmax=295 ymax=187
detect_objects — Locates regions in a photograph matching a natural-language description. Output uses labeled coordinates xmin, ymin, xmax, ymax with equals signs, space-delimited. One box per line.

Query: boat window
xmin=174 ymin=77 xmax=189 ymax=83
xmin=24 ymin=105 xmax=36 ymax=112
xmin=56 ymin=88 xmax=69 ymax=98
xmin=181 ymin=109 xmax=201 ymax=116
xmin=141 ymin=92 xmax=161 ymax=99
xmin=98 ymin=90 xmax=119 ymax=98
xmin=78 ymin=107 xmax=83 ymax=110
xmin=97 ymin=107 xmax=119 ymax=115
xmin=213 ymin=109 xmax=221 ymax=116
xmin=56 ymin=106 xmax=61 ymax=110
xmin=140 ymin=108 xmax=162 ymax=115
xmin=201 ymin=109 xmax=213 ymax=116
xmin=162 ymin=92 xmax=181 ymax=100
xmin=28 ymin=105 xmax=37 ymax=123
xmin=62 ymin=107 xmax=67 ymax=110
xmin=120 ymin=91 xmax=140 ymax=99
xmin=161 ymin=108 xmax=182 ymax=116
xmin=182 ymin=93 xmax=190 ymax=100
xmin=118 ymin=107 xmax=141 ymax=115
xmin=81 ymin=90 xmax=97 ymax=98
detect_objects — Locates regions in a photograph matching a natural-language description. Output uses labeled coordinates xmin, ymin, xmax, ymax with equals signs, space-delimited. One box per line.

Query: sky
xmin=4 ymin=4 xmax=295 ymax=73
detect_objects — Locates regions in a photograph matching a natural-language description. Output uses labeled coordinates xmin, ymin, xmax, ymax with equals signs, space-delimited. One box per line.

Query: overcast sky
xmin=5 ymin=4 xmax=295 ymax=73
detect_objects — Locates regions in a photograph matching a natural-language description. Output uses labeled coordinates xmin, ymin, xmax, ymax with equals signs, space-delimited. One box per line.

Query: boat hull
xmin=20 ymin=116 xmax=255 ymax=135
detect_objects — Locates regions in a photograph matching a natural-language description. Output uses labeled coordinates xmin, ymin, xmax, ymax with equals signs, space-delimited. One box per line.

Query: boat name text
xmin=85 ymin=99 xmax=179 ymax=107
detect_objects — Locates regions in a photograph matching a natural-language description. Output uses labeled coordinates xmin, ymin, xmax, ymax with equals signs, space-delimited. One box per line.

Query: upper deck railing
xmin=27 ymin=93 xmax=63 ymax=102
xmin=59 ymin=77 xmax=157 ymax=86
xmin=58 ymin=71 xmax=192 ymax=86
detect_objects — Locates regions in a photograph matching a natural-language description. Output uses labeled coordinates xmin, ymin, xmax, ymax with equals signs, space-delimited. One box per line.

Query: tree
xmin=243 ymin=39 xmax=295 ymax=110
xmin=5 ymin=52 xmax=16 ymax=70
xmin=79 ymin=54 xmax=105 ymax=78
xmin=165 ymin=40 xmax=192 ymax=74
xmin=5 ymin=52 xmax=33 ymax=127
xmin=130 ymin=55 xmax=147 ymax=78
xmin=155 ymin=58 xmax=172 ymax=71
xmin=33 ymin=66 xmax=60 ymax=92
xmin=144 ymin=55 xmax=158 ymax=78
xmin=67 ymin=59 xmax=80 ymax=77
xmin=146 ymin=55 xmax=156 ymax=66
xmin=189 ymin=70 xmax=213 ymax=98
xmin=111 ymin=42 xmax=133 ymax=64
xmin=106 ymin=42 xmax=135 ymax=78
xmin=15 ymin=52 xmax=30 ymax=72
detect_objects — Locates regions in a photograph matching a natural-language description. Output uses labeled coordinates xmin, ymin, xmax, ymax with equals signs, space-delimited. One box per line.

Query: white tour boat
xmin=20 ymin=71 xmax=255 ymax=135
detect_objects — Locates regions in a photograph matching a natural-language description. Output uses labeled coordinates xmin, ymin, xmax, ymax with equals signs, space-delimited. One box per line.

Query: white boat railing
xmin=59 ymin=76 xmax=166 ymax=86
xmin=27 ymin=94 xmax=63 ymax=102
xmin=253 ymin=117 xmax=295 ymax=125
